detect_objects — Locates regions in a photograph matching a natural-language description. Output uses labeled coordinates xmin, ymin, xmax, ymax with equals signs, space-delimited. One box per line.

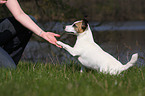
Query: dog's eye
xmin=73 ymin=24 xmax=77 ymax=27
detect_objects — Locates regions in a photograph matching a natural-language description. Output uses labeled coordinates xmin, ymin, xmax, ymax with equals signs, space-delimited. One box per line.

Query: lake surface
xmin=91 ymin=21 xmax=145 ymax=31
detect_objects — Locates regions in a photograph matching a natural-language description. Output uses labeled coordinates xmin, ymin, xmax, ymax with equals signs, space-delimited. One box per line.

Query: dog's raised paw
xmin=56 ymin=41 xmax=63 ymax=46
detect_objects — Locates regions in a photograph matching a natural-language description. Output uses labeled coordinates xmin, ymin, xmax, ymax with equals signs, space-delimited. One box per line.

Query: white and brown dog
xmin=57 ymin=19 xmax=138 ymax=75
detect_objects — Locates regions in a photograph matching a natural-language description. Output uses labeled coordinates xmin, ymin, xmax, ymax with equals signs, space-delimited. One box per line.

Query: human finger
xmin=0 ymin=1 xmax=7 ymax=4
xmin=54 ymin=33 xmax=61 ymax=37
xmin=54 ymin=43 xmax=62 ymax=48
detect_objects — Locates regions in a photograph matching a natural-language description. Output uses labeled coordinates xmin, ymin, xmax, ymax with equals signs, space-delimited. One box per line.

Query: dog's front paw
xmin=56 ymin=41 xmax=64 ymax=46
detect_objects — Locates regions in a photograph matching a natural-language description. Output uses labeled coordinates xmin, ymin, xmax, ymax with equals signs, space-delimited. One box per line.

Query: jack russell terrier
xmin=57 ymin=19 xmax=138 ymax=75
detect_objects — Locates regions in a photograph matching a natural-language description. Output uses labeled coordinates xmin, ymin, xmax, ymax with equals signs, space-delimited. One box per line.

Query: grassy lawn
xmin=0 ymin=61 xmax=145 ymax=96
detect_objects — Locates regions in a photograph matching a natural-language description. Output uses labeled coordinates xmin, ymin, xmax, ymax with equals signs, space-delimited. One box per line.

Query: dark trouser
xmin=0 ymin=15 xmax=36 ymax=68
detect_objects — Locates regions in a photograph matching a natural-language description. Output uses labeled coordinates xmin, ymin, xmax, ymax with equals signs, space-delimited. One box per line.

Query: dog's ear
xmin=82 ymin=18 xmax=88 ymax=31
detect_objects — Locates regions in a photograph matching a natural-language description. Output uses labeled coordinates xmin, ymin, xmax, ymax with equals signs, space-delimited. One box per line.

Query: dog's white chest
xmin=76 ymin=43 xmax=102 ymax=70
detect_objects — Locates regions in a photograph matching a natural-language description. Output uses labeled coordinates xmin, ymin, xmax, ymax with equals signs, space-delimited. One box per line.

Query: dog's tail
xmin=122 ymin=53 xmax=138 ymax=71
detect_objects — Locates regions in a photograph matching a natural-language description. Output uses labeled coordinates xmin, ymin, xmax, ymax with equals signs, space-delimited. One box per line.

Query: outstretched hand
xmin=40 ymin=32 xmax=62 ymax=48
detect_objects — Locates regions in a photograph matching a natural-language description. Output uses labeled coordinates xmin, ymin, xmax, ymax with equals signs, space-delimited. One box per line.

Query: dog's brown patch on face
xmin=73 ymin=20 xmax=87 ymax=33
xmin=73 ymin=22 xmax=84 ymax=33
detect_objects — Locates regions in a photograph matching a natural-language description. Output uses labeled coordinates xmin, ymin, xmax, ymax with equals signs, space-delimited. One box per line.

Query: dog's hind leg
xmin=80 ymin=65 xmax=85 ymax=73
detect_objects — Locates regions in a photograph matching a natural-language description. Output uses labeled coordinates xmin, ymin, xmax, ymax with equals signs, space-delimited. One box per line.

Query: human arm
xmin=4 ymin=0 xmax=61 ymax=47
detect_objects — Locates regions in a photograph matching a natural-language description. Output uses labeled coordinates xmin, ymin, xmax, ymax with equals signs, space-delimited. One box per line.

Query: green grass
xmin=0 ymin=61 xmax=145 ymax=96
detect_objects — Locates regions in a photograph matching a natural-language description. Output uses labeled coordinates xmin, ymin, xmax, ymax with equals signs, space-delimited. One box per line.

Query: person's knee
xmin=0 ymin=47 xmax=16 ymax=69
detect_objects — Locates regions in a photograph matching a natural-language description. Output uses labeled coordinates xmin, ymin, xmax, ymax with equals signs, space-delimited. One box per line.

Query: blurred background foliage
xmin=0 ymin=0 xmax=145 ymax=22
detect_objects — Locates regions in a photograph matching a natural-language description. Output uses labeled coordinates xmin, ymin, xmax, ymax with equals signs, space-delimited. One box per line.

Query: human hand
xmin=40 ymin=32 xmax=62 ymax=48
xmin=0 ymin=0 xmax=7 ymax=4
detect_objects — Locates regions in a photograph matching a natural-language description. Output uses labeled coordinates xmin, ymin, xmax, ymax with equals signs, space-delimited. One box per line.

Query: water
xmin=91 ymin=21 xmax=145 ymax=31
xmin=22 ymin=21 xmax=145 ymax=66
